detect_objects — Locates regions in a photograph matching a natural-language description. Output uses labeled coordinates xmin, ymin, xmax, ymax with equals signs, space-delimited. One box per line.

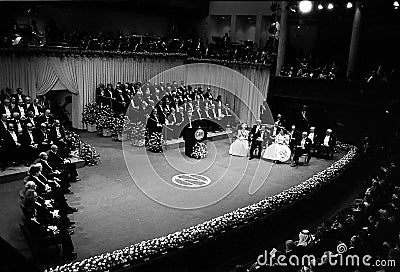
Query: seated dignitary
xmin=229 ymin=123 xmax=249 ymax=157
xmin=34 ymin=122 xmax=52 ymax=152
xmin=248 ymin=120 xmax=264 ymax=160
xmin=317 ymin=128 xmax=336 ymax=159
xmin=49 ymin=119 xmax=68 ymax=157
xmin=291 ymin=131 xmax=313 ymax=167
xmin=48 ymin=145 xmax=80 ymax=183
xmin=2 ymin=122 xmax=23 ymax=166
xmin=20 ymin=123 xmax=40 ymax=165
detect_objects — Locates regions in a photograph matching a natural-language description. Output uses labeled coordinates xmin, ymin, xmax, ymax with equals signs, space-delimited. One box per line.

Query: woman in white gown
xmin=262 ymin=128 xmax=291 ymax=162
xmin=229 ymin=124 xmax=249 ymax=157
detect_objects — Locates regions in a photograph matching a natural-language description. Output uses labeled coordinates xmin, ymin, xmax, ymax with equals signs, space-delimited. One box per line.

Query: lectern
xmin=182 ymin=126 xmax=207 ymax=157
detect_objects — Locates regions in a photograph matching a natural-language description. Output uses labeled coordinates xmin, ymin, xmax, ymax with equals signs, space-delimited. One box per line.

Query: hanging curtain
xmin=0 ymin=54 xmax=269 ymax=128
xmin=151 ymin=63 xmax=271 ymax=125
xmin=36 ymin=58 xmax=58 ymax=96
xmin=49 ymin=57 xmax=80 ymax=94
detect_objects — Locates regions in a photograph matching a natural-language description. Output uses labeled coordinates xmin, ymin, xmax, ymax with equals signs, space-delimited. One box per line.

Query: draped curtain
xmin=0 ymin=55 xmax=269 ymax=128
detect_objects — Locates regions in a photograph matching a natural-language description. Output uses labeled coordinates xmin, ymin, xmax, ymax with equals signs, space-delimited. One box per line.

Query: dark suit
xmin=27 ymin=104 xmax=43 ymax=117
xmin=20 ymin=129 xmax=39 ymax=162
xmin=292 ymin=137 xmax=313 ymax=164
xmin=48 ymin=150 xmax=78 ymax=181
xmin=318 ymin=134 xmax=336 ymax=158
xmin=33 ymin=128 xmax=51 ymax=152
xmin=249 ymin=125 xmax=263 ymax=159
xmin=2 ymin=129 xmax=23 ymax=164
xmin=288 ymin=129 xmax=300 ymax=152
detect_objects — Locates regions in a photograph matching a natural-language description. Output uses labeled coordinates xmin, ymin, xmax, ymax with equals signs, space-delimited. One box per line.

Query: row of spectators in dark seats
xmin=1 ymin=23 xmax=273 ymax=64
xmin=19 ymin=148 xmax=80 ymax=261
xmin=236 ymin=161 xmax=400 ymax=272
xmin=0 ymin=88 xmax=70 ymax=171
xmin=279 ymin=61 xmax=338 ymax=80
xmin=96 ymin=81 xmax=238 ymax=139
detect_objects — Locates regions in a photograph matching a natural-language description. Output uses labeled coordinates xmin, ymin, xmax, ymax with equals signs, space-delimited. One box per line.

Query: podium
xmin=182 ymin=126 xmax=207 ymax=157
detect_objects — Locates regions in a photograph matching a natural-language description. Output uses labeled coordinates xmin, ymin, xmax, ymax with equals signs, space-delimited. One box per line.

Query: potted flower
xmin=82 ymin=103 xmax=99 ymax=132
xmin=96 ymin=105 xmax=114 ymax=136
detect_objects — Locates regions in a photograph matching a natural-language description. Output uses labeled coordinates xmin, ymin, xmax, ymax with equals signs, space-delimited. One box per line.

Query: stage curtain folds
xmin=0 ymin=55 xmax=269 ymax=128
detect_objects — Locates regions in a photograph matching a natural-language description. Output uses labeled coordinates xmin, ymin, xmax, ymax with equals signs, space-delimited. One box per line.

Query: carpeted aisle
xmin=0 ymin=131 xmax=343 ymax=265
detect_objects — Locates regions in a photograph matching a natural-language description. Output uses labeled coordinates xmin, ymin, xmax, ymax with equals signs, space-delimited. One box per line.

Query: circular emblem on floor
xmin=172 ymin=174 xmax=211 ymax=188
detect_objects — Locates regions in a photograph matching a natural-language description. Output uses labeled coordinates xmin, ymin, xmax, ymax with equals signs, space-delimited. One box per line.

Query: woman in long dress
xmin=229 ymin=124 xmax=249 ymax=157
xmin=262 ymin=128 xmax=291 ymax=162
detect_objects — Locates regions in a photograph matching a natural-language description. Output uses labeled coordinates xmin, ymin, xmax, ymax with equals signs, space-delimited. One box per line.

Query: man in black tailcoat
xmin=248 ymin=120 xmax=263 ymax=160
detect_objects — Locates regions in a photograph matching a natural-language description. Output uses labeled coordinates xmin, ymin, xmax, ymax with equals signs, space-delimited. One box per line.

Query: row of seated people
xmin=19 ymin=148 xmax=81 ymax=261
xmin=235 ymin=160 xmax=400 ymax=272
xmin=230 ymin=121 xmax=336 ymax=166
xmin=0 ymin=92 xmax=71 ymax=170
xmin=96 ymin=80 xmax=233 ymax=117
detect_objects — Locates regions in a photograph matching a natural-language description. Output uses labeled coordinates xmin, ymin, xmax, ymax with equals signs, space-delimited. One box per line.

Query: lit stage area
xmin=0 ymin=131 xmax=347 ymax=269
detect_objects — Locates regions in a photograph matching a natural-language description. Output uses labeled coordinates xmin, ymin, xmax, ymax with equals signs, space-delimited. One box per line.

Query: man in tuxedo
xmin=27 ymin=98 xmax=43 ymax=117
xmin=249 ymin=120 xmax=264 ymax=160
xmin=10 ymin=112 xmax=24 ymax=137
xmin=0 ymin=113 xmax=8 ymax=136
xmin=48 ymin=145 xmax=80 ymax=183
xmin=21 ymin=123 xmax=39 ymax=165
xmin=2 ymin=123 xmax=23 ymax=166
xmin=165 ymin=107 xmax=177 ymax=139
xmin=115 ymin=89 xmax=127 ymax=114
xmin=49 ymin=120 xmax=67 ymax=156
xmin=12 ymin=99 xmax=26 ymax=118
xmin=37 ymin=109 xmax=54 ymax=126
xmin=288 ymin=125 xmax=300 ymax=154
xmin=296 ymin=105 xmax=310 ymax=132
xmin=24 ymin=111 xmax=38 ymax=128
xmin=34 ymin=122 xmax=52 ymax=152
xmin=291 ymin=132 xmax=313 ymax=166
xmin=317 ymin=129 xmax=336 ymax=159
xmin=13 ymin=87 xmax=26 ymax=104
xmin=0 ymin=98 xmax=12 ymax=118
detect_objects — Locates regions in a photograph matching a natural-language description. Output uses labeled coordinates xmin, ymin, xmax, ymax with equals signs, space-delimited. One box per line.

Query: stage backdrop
xmin=0 ymin=55 xmax=270 ymax=128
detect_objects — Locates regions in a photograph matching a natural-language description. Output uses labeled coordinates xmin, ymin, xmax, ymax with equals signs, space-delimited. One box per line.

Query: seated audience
xmin=317 ymin=129 xmax=336 ymax=159
xmin=291 ymin=131 xmax=312 ymax=166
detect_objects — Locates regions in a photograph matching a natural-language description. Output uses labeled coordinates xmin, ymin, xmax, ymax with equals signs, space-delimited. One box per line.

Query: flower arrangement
xmin=146 ymin=132 xmax=164 ymax=153
xmin=82 ymin=103 xmax=100 ymax=125
xmin=130 ymin=121 xmax=146 ymax=147
xmin=191 ymin=142 xmax=208 ymax=159
xmin=64 ymin=129 xmax=101 ymax=166
xmin=79 ymin=142 xmax=101 ymax=166
xmin=46 ymin=145 xmax=359 ymax=272
xmin=95 ymin=105 xmax=114 ymax=131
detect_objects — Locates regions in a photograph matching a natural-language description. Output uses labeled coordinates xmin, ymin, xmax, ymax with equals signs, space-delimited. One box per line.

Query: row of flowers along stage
xmin=45 ymin=143 xmax=359 ymax=272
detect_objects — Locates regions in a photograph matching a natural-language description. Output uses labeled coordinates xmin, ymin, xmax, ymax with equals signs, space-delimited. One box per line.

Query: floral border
xmin=45 ymin=144 xmax=358 ymax=272
xmin=0 ymin=48 xmax=187 ymax=59
xmin=185 ymin=57 xmax=271 ymax=69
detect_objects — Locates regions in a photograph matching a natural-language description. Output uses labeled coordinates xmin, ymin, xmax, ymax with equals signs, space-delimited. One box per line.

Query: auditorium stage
xmin=0 ymin=131 xmax=344 ymax=266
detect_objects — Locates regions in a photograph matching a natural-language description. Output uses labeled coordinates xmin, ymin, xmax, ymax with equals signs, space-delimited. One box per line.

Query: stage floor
xmin=0 ymin=132 xmax=344 ymax=265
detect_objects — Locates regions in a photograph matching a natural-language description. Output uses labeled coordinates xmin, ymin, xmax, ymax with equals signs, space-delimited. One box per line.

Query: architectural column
xmin=230 ymin=14 xmax=237 ymax=42
xmin=276 ymin=1 xmax=288 ymax=75
xmin=347 ymin=1 xmax=362 ymax=78
xmin=255 ymin=14 xmax=262 ymax=46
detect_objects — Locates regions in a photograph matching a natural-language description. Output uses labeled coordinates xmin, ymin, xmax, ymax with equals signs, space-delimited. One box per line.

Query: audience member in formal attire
xmin=49 ymin=119 xmax=68 ymax=156
xmin=21 ymin=123 xmax=39 ymax=165
xmin=288 ymin=125 xmax=300 ymax=155
xmin=34 ymin=122 xmax=52 ymax=152
xmin=317 ymin=129 xmax=336 ymax=159
xmin=37 ymin=109 xmax=54 ymax=126
xmin=0 ymin=98 xmax=12 ymax=118
xmin=291 ymin=131 xmax=312 ymax=166
xmin=229 ymin=123 xmax=249 ymax=157
xmin=2 ymin=123 xmax=23 ymax=166
xmin=48 ymin=145 xmax=80 ymax=182
xmin=27 ymin=98 xmax=43 ymax=117
xmin=249 ymin=120 xmax=264 ymax=160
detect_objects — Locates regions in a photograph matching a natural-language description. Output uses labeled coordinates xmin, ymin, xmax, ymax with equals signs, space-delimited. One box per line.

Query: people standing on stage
xmin=248 ymin=120 xmax=264 ymax=160
xmin=296 ymin=105 xmax=311 ymax=132
xmin=291 ymin=131 xmax=313 ymax=166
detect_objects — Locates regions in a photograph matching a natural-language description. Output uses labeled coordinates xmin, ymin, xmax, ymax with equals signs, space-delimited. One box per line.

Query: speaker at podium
xmin=182 ymin=126 xmax=207 ymax=157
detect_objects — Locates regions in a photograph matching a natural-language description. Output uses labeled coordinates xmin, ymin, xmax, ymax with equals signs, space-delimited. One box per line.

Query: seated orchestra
xmin=95 ymin=81 xmax=237 ymax=148
xmin=229 ymin=111 xmax=337 ymax=166
xmin=1 ymin=88 xmax=80 ymax=260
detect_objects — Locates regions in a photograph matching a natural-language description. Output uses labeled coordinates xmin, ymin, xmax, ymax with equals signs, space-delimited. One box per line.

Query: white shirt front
xmin=28 ymin=131 xmax=34 ymax=144
xmin=301 ymin=138 xmax=306 ymax=149
xmin=5 ymin=107 xmax=11 ymax=118
xmin=323 ymin=135 xmax=330 ymax=146
xmin=56 ymin=127 xmax=61 ymax=138
xmin=308 ymin=132 xmax=315 ymax=143
xmin=10 ymin=131 xmax=18 ymax=143
xmin=19 ymin=106 xmax=25 ymax=117
xmin=32 ymin=105 xmax=39 ymax=116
